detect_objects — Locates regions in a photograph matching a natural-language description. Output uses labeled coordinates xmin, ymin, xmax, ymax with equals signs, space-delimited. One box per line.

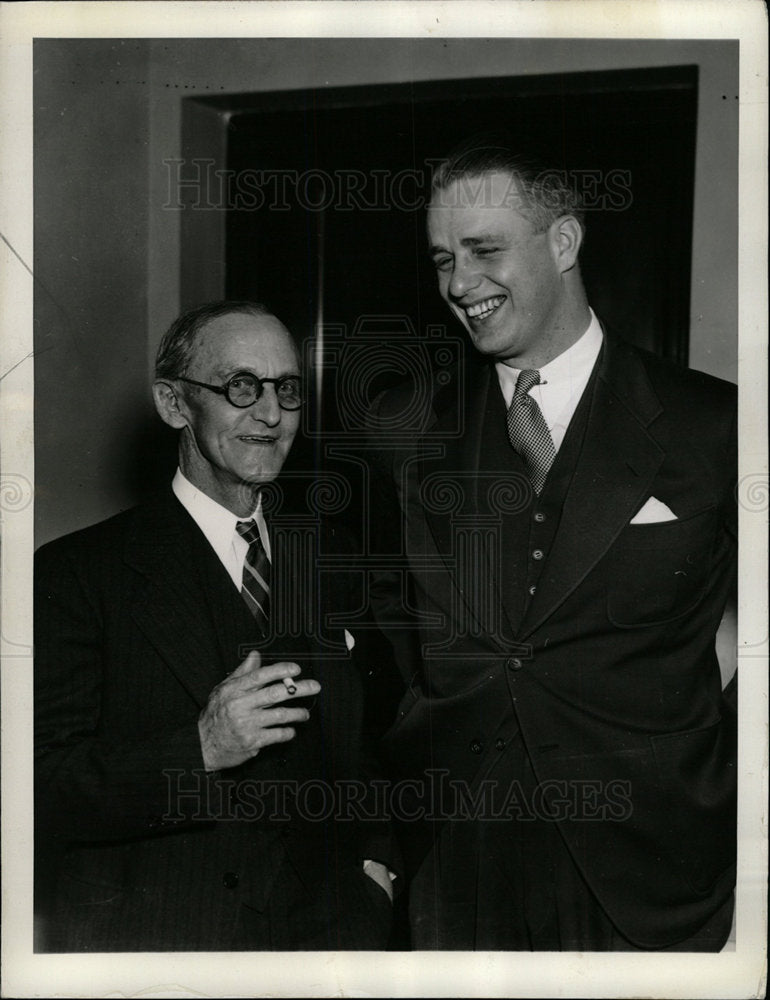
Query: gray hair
xmin=155 ymin=300 xmax=275 ymax=379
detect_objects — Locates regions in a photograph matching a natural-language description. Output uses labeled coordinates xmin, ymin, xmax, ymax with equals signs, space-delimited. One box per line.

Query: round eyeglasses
xmin=177 ymin=372 xmax=303 ymax=410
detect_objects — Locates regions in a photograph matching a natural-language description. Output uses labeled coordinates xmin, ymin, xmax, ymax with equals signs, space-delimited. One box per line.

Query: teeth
xmin=465 ymin=296 xmax=505 ymax=320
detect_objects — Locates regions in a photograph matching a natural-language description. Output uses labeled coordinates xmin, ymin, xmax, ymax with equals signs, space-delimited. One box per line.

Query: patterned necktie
xmin=506 ymin=369 xmax=556 ymax=495
xmin=236 ymin=519 xmax=270 ymax=633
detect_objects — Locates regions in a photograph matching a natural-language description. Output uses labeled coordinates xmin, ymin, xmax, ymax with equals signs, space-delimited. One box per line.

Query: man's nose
xmin=249 ymin=387 xmax=282 ymax=425
xmin=447 ymin=256 xmax=481 ymax=300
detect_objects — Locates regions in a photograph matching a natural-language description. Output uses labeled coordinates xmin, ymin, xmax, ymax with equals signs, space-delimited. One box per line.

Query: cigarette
xmin=282 ymin=677 xmax=297 ymax=695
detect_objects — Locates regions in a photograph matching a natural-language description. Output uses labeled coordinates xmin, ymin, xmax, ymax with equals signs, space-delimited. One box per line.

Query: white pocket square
xmin=630 ymin=496 xmax=677 ymax=524
xmin=344 ymin=629 xmax=356 ymax=651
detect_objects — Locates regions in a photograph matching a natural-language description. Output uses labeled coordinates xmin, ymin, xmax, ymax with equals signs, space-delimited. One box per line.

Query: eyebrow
xmin=213 ymin=366 xmax=301 ymax=381
xmin=429 ymin=233 xmax=507 ymax=255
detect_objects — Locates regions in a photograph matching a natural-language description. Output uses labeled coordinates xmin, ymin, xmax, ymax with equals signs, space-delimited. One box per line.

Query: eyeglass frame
xmin=175 ymin=371 xmax=304 ymax=410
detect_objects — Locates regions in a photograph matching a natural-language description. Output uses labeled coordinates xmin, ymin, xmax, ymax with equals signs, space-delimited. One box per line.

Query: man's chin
xmin=469 ymin=328 xmax=515 ymax=359
xmin=238 ymin=470 xmax=280 ymax=487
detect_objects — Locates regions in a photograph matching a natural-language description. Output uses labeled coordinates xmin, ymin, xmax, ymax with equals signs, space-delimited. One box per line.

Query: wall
xmin=34 ymin=38 xmax=738 ymax=544
xmin=34 ymin=39 xmax=153 ymax=544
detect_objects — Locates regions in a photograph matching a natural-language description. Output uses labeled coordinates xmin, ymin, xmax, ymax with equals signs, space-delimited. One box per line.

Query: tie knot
xmin=236 ymin=519 xmax=261 ymax=546
xmin=514 ymin=369 xmax=542 ymax=399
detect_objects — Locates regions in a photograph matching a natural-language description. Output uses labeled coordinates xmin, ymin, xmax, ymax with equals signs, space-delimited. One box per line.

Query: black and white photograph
xmin=1 ymin=2 xmax=767 ymax=997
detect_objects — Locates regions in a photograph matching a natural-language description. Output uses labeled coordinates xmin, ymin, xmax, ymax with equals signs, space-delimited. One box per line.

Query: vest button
xmin=532 ymin=549 xmax=544 ymax=560
xmin=528 ymin=585 xmax=537 ymax=596
xmin=223 ymin=871 xmax=239 ymax=889
xmin=495 ymin=738 xmax=506 ymax=751
xmin=506 ymin=657 xmax=523 ymax=671
xmin=469 ymin=740 xmax=484 ymax=754
xmin=534 ymin=512 xmax=546 ymax=523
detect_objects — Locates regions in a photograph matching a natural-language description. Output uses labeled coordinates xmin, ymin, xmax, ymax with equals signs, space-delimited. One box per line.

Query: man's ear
xmin=152 ymin=379 xmax=189 ymax=430
xmin=549 ymin=215 xmax=583 ymax=273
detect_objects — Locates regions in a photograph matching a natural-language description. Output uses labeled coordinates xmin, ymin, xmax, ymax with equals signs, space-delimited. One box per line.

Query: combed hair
xmin=431 ymin=132 xmax=585 ymax=235
xmin=154 ymin=300 xmax=273 ymax=379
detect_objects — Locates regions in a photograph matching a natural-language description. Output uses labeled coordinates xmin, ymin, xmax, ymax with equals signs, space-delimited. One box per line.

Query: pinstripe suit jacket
xmin=34 ymin=490 xmax=394 ymax=951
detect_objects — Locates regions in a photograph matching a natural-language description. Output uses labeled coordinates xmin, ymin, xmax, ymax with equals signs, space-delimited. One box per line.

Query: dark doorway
xmin=222 ymin=64 xmax=697 ymax=370
xmin=186 ymin=66 xmax=698 ymax=489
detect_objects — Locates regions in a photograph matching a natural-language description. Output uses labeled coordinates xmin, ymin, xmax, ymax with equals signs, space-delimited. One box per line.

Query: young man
xmin=370 ymin=141 xmax=737 ymax=950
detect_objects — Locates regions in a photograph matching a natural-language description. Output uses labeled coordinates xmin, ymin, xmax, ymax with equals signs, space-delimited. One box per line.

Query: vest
xmin=478 ymin=357 xmax=601 ymax=637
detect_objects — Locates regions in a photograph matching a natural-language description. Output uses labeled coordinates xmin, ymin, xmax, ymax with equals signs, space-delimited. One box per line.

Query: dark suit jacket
xmin=34 ymin=490 xmax=395 ymax=951
xmin=368 ymin=334 xmax=737 ymax=949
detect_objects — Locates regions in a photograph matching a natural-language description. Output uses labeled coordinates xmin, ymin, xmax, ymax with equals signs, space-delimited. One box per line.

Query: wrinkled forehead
xmin=192 ymin=311 xmax=300 ymax=370
xmin=427 ymin=172 xmax=537 ymax=247
xmin=429 ymin=170 xmax=531 ymax=216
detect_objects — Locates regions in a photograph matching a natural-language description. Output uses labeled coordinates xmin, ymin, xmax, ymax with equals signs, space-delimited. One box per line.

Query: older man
xmin=35 ymin=300 xmax=395 ymax=951
xmin=369 ymin=140 xmax=737 ymax=950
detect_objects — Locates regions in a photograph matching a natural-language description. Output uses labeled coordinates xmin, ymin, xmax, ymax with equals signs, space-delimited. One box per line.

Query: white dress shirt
xmin=495 ymin=309 xmax=603 ymax=452
xmin=171 ymin=469 xmax=389 ymax=885
xmin=172 ymin=468 xmax=270 ymax=590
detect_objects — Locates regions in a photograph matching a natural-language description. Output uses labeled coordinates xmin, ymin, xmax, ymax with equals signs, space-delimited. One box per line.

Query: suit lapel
xmin=419 ymin=359 xmax=490 ymax=556
xmin=518 ymin=338 xmax=665 ymax=639
xmin=418 ymin=360 xmax=514 ymax=639
xmin=125 ymin=493 xmax=227 ymax=707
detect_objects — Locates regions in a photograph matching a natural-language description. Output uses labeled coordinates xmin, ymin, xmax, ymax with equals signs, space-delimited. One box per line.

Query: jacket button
xmin=532 ymin=549 xmax=544 ymax=560
xmin=223 ymin=871 xmax=239 ymax=889
xmin=534 ymin=512 xmax=546 ymax=523
xmin=528 ymin=585 xmax=537 ymax=596
xmin=495 ymin=738 xmax=506 ymax=751
xmin=469 ymin=740 xmax=483 ymax=754
xmin=506 ymin=657 xmax=523 ymax=671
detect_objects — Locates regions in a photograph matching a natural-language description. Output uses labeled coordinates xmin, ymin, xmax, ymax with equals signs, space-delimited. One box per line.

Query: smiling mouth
xmin=239 ymin=435 xmax=277 ymax=445
xmin=462 ymin=295 xmax=506 ymax=321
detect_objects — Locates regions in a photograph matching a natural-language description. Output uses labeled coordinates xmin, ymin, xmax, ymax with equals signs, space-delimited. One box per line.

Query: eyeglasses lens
xmin=227 ymin=375 xmax=302 ymax=409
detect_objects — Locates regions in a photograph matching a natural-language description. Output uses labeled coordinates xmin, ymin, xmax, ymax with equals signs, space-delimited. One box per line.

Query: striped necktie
xmin=506 ymin=369 xmax=556 ymax=495
xmin=236 ymin=519 xmax=270 ymax=634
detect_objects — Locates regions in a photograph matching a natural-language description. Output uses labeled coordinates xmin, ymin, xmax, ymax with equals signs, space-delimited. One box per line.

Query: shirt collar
xmin=539 ymin=308 xmax=603 ymax=385
xmin=172 ymin=468 xmax=260 ymax=565
xmin=495 ymin=308 xmax=603 ymax=391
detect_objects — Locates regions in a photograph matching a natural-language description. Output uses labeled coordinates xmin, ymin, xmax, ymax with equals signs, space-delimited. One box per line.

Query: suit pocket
xmin=650 ymin=718 xmax=736 ymax=895
xmin=607 ymin=506 xmax=717 ymax=627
